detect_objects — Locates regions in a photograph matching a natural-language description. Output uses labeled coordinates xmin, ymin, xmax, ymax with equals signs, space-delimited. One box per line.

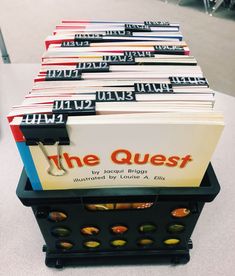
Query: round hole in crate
xmin=111 ymin=239 xmax=127 ymax=247
xmin=167 ymin=223 xmax=185 ymax=234
xmin=56 ymin=240 xmax=74 ymax=250
xmin=137 ymin=238 xmax=154 ymax=247
xmin=164 ymin=238 xmax=180 ymax=246
xmin=83 ymin=240 xmax=101 ymax=248
xmin=139 ymin=223 xmax=157 ymax=233
xmin=171 ymin=208 xmax=190 ymax=218
xmin=81 ymin=226 xmax=100 ymax=236
xmin=48 ymin=211 xmax=67 ymax=222
xmin=51 ymin=227 xmax=71 ymax=237
xmin=111 ymin=225 xmax=128 ymax=234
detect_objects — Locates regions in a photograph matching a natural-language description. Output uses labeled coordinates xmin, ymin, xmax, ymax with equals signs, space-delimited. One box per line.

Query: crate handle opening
xmin=85 ymin=201 xmax=155 ymax=211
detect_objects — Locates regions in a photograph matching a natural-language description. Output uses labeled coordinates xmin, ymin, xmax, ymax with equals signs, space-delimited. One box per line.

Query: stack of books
xmin=8 ymin=20 xmax=224 ymax=190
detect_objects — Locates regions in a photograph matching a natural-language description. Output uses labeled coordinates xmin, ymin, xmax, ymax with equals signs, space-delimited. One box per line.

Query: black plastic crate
xmin=16 ymin=163 xmax=220 ymax=268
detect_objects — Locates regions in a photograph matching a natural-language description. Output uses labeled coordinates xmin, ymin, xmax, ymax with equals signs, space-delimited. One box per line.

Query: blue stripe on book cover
xmin=16 ymin=142 xmax=42 ymax=190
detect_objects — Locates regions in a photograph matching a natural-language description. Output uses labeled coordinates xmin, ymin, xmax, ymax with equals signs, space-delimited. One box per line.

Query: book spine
xmin=16 ymin=142 xmax=43 ymax=190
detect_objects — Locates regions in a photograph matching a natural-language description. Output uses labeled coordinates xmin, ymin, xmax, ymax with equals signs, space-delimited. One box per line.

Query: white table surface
xmin=0 ymin=64 xmax=235 ymax=276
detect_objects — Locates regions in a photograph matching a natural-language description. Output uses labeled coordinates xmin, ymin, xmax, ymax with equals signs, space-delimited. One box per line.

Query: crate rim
xmin=16 ymin=163 xmax=220 ymax=206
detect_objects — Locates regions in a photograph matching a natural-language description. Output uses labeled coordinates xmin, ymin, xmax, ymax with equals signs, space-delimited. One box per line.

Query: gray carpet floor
xmin=0 ymin=0 xmax=234 ymax=96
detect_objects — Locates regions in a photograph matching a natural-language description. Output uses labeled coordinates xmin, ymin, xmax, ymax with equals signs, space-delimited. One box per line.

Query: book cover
xmin=11 ymin=113 xmax=224 ymax=190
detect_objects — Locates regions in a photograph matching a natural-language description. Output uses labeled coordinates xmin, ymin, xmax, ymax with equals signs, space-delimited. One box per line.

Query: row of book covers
xmin=8 ymin=20 xmax=224 ymax=190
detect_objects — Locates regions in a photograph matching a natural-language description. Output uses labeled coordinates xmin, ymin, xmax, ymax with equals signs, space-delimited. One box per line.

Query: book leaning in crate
xmin=8 ymin=20 xmax=224 ymax=190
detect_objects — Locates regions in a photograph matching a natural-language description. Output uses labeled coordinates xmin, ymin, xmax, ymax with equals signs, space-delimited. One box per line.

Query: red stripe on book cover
xmin=45 ymin=38 xmax=74 ymax=49
xmin=34 ymin=77 xmax=46 ymax=82
xmin=56 ymin=26 xmax=86 ymax=30
xmin=10 ymin=124 xmax=25 ymax=142
xmin=61 ymin=20 xmax=90 ymax=24
xmin=42 ymin=62 xmax=78 ymax=66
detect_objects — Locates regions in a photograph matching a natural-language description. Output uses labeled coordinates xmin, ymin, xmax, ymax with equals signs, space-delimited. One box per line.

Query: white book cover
xmin=11 ymin=113 xmax=224 ymax=190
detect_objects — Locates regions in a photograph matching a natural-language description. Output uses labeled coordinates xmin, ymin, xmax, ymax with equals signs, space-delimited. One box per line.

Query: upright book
xmin=10 ymin=112 xmax=223 ymax=190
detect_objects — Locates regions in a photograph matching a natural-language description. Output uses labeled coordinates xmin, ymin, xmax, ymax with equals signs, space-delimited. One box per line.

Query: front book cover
xmin=15 ymin=116 xmax=223 ymax=190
